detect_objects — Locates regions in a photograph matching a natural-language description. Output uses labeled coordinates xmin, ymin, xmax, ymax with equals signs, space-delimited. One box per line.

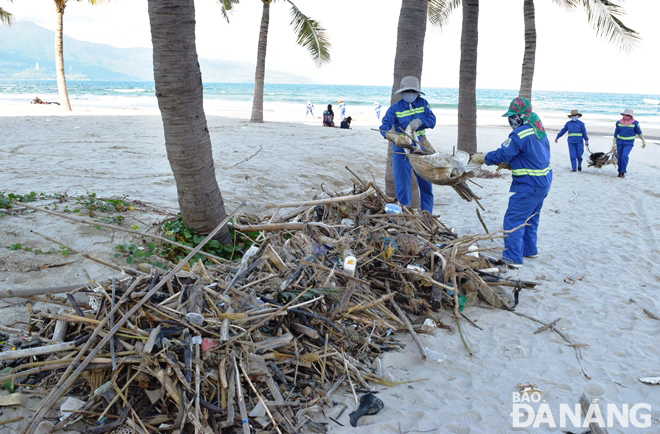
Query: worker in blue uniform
xmin=470 ymin=97 xmax=552 ymax=266
xmin=612 ymin=108 xmax=647 ymax=178
xmin=338 ymin=100 xmax=346 ymax=121
xmin=555 ymin=109 xmax=589 ymax=172
xmin=380 ymin=76 xmax=437 ymax=213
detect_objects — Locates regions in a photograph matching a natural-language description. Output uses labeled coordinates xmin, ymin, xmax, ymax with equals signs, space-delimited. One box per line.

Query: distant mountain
xmin=0 ymin=21 xmax=317 ymax=84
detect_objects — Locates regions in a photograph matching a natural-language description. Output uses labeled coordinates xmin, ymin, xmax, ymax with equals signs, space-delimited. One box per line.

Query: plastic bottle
xmin=384 ymin=203 xmax=402 ymax=214
xmin=343 ymin=251 xmax=357 ymax=276
xmin=424 ymin=347 xmax=447 ymax=363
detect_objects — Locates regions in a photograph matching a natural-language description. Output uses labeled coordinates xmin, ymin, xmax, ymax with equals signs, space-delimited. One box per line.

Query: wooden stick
xmin=238 ymin=359 xmax=282 ymax=434
xmin=0 ymin=340 xmax=78 ymax=362
xmin=268 ymin=187 xmax=375 ymax=208
xmin=23 ymin=203 xmax=244 ymax=434
xmin=580 ymin=394 xmax=609 ymax=434
xmin=0 ymin=285 xmax=84 ymax=299
xmin=385 ymin=285 xmax=427 ymax=360
xmin=475 ymin=208 xmax=489 ymax=234
xmin=533 ymin=317 xmax=561 ymax=334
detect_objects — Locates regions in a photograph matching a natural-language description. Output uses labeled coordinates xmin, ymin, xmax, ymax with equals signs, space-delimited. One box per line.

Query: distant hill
xmin=0 ymin=21 xmax=317 ymax=84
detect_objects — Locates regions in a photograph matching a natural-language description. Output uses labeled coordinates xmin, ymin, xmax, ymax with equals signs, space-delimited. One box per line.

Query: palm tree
xmin=520 ymin=0 xmax=639 ymax=99
xmin=457 ymin=0 xmax=479 ymax=155
xmin=220 ymin=0 xmax=330 ymax=123
xmin=52 ymin=0 xmax=104 ymax=112
xmin=147 ymin=0 xmax=231 ymax=243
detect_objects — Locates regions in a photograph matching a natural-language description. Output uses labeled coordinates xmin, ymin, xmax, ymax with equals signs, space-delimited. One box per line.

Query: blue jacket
xmin=614 ymin=120 xmax=642 ymax=146
xmin=556 ymin=119 xmax=588 ymax=144
xmin=380 ymin=97 xmax=436 ymax=151
xmin=485 ymin=125 xmax=552 ymax=194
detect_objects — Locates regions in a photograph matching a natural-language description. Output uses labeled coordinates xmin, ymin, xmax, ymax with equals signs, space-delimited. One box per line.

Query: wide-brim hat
xmin=395 ymin=76 xmax=425 ymax=95
xmin=620 ymin=108 xmax=634 ymax=116
xmin=568 ymin=109 xmax=582 ymax=118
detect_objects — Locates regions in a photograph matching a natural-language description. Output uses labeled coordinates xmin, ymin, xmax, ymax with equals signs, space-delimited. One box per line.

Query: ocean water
xmin=2 ymin=79 xmax=660 ymax=120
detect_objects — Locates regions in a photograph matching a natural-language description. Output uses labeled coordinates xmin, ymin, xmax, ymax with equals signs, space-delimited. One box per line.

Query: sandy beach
xmin=1 ymin=99 xmax=659 ymax=433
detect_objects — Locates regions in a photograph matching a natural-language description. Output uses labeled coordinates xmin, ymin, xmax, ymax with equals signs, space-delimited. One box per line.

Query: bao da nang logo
xmin=510 ymin=391 xmax=652 ymax=429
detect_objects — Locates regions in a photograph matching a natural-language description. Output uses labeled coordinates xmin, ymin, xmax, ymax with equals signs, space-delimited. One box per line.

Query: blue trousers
xmin=392 ymin=152 xmax=434 ymax=213
xmin=503 ymin=191 xmax=547 ymax=264
xmin=568 ymin=142 xmax=584 ymax=171
xmin=340 ymin=108 xmax=346 ymax=120
xmin=616 ymin=143 xmax=634 ymax=173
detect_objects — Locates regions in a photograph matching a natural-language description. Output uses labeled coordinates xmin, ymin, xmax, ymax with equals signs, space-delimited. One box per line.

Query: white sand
xmin=0 ymin=99 xmax=659 ymax=433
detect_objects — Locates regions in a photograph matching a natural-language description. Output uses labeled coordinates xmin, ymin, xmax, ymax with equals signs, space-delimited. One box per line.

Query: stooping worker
xmin=613 ymin=108 xmax=646 ymax=178
xmin=555 ymin=109 xmax=589 ymax=172
xmin=470 ymin=97 xmax=552 ymax=267
xmin=380 ymin=76 xmax=437 ymax=213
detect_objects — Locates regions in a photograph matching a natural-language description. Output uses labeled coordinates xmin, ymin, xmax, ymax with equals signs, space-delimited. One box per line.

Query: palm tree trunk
xmin=386 ymin=0 xmax=427 ymax=207
xmin=457 ymin=0 xmax=479 ymax=154
xmin=147 ymin=0 xmax=230 ymax=243
xmin=519 ymin=0 xmax=536 ymax=100
xmin=251 ymin=0 xmax=270 ymax=123
xmin=54 ymin=2 xmax=71 ymax=111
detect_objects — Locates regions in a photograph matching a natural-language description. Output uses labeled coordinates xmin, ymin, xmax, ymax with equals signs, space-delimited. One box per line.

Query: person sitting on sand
xmin=555 ymin=109 xmax=589 ymax=172
xmin=470 ymin=97 xmax=552 ymax=267
xmin=323 ymin=104 xmax=335 ymax=127
xmin=612 ymin=108 xmax=647 ymax=178
xmin=340 ymin=116 xmax=352 ymax=129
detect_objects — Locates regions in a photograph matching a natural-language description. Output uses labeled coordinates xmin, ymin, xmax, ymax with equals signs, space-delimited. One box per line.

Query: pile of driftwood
xmin=1 ymin=178 xmax=539 ymax=433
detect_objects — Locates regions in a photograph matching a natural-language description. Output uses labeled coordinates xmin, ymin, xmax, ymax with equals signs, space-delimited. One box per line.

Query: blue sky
xmin=6 ymin=0 xmax=660 ymax=95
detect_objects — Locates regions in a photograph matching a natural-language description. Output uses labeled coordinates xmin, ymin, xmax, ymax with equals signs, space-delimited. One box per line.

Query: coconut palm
xmin=147 ymin=0 xmax=231 ymax=242
xmin=519 ymin=0 xmax=639 ymax=99
xmin=220 ymin=0 xmax=330 ymax=123
xmin=52 ymin=0 xmax=104 ymax=112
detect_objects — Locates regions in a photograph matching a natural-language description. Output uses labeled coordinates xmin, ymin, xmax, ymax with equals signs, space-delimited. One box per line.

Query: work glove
xmin=496 ymin=162 xmax=512 ymax=171
xmin=639 ymin=134 xmax=647 ymax=149
xmin=408 ymin=118 xmax=422 ymax=132
xmin=585 ymin=141 xmax=589 ymax=147
xmin=470 ymin=153 xmax=486 ymax=165
xmin=385 ymin=131 xmax=411 ymax=147
xmin=611 ymin=138 xmax=617 ymax=154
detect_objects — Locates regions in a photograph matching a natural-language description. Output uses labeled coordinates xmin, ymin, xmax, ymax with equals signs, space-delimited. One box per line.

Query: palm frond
xmin=0 ymin=8 xmax=13 ymax=26
xmin=428 ymin=0 xmax=461 ymax=27
xmin=284 ymin=0 xmax=330 ymax=66
xmin=551 ymin=0 xmax=580 ymax=11
xmin=580 ymin=0 xmax=639 ymax=53
xmin=217 ymin=0 xmax=240 ymax=24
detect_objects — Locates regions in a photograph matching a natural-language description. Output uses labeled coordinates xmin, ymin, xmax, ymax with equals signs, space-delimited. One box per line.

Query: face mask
xmin=571 ymin=116 xmax=579 ymax=121
xmin=508 ymin=114 xmax=524 ymax=129
xmin=402 ymin=92 xmax=419 ymax=103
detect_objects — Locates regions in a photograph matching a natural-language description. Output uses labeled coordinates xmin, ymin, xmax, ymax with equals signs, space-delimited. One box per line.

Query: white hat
xmin=620 ymin=108 xmax=634 ymax=116
xmin=395 ymin=76 xmax=425 ymax=95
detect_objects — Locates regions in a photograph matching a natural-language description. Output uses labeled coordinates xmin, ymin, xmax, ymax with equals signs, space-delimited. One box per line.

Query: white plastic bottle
xmin=343 ymin=251 xmax=357 ymax=276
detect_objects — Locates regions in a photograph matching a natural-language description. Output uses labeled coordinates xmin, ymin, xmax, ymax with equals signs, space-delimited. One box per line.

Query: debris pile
xmin=1 ymin=179 xmax=538 ymax=433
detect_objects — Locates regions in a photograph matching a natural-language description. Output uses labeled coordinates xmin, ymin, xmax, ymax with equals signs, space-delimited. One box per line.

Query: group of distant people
xmin=306 ymin=99 xmax=383 ymax=129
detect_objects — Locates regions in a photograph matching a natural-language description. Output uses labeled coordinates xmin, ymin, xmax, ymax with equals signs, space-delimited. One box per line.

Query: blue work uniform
xmin=380 ymin=97 xmax=437 ymax=213
xmin=613 ymin=120 xmax=642 ymax=174
xmin=375 ymin=103 xmax=382 ymax=120
xmin=485 ymin=124 xmax=552 ymax=265
xmin=556 ymin=119 xmax=589 ymax=171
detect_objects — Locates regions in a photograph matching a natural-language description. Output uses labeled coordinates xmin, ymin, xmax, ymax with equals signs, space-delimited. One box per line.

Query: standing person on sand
xmin=323 ymin=104 xmax=335 ymax=127
xmin=470 ymin=97 xmax=552 ymax=267
xmin=612 ymin=108 xmax=647 ymax=178
xmin=338 ymin=100 xmax=346 ymax=121
xmin=374 ymin=101 xmax=382 ymax=120
xmin=555 ymin=109 xmax=589 ymax=172
xmin=379 ymin=76 xmax=437 ymax=213
xmin=306 ymin=100 xmax=314 ymax=118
